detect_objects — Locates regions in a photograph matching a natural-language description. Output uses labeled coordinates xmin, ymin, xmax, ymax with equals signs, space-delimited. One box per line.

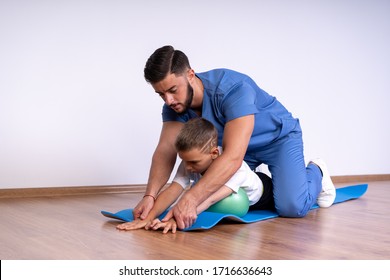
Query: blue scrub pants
xmin=246 ymin=131 xmax=323 ymax=217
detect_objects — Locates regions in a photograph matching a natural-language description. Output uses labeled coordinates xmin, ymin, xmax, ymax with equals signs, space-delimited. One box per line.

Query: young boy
xmin=117 ymin=118 xmax=273 ymax=233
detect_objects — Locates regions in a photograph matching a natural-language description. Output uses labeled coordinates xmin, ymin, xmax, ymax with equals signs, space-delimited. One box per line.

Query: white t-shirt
xmin=172 ymin=147 xmax=263 ymax=205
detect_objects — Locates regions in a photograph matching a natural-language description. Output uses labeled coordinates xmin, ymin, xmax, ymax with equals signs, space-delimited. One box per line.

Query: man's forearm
xmin=145 ymin=148 xmax=177 ymax=197
xmin=187 ymin=115 xmax=253 ymax=205
xmin=187 ymin=153 xmax=242 ymax=205
xmin=144 ymin=121 xmax=183 ymax=197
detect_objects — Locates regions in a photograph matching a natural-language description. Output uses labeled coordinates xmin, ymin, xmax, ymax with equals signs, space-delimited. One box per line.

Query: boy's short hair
xmin=144 ymin=45 xmax=191 ymax=84
xmin=175 ymin=118 xmax=218 ymax=153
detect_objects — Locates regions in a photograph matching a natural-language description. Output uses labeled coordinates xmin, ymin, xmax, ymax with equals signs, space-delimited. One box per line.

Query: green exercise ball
xmin=206 ymin=187 xmax=249 ymax=217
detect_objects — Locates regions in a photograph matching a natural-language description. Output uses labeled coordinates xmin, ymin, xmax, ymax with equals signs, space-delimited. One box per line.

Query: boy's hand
xmin=116 ymin=219 xmax=150 ymax=231
xmin=148 ymin=218 xmax=178 ymax=234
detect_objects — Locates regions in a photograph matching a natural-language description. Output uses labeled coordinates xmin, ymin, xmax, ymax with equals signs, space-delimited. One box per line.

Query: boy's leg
xmin=265 ymin=132 xmax=322 ymax=217
xmin=249 ymin=172 xmax=275 ymax=210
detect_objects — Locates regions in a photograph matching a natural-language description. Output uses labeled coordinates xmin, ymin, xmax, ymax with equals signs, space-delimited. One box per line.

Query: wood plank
xmin=0 ymin=181 xmax=388 ymax=259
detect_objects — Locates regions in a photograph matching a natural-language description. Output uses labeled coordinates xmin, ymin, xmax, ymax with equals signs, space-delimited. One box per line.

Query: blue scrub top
xmin=162 ymin=69 xmax=301 ymax=167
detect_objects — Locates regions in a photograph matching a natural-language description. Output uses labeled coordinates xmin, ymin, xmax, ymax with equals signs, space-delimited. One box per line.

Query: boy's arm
xmin=152 ymin=186 xmax=232 ymax=233
xmin=196 ymin=186 xmax=233 ymax=214
xmin=148 ymin=182 xmax=184 ymax=219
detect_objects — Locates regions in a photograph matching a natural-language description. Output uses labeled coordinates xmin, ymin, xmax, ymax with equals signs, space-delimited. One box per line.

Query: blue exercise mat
xmin=101 ymin=184 xmax=368 ymax=231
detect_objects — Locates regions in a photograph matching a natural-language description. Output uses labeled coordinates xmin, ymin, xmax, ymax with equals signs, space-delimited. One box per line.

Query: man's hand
xmin=132 ymin=195 xmax=155 ymax=220
xmin=162 ymin=192 xmax=198 ymax=229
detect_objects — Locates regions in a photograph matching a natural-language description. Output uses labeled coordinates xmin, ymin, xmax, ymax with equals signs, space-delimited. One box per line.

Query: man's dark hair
xmin=144 ymin=45 xmax=191 ymax=84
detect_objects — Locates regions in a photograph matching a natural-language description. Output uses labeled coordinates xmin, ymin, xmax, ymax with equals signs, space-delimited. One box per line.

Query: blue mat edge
xmin=101 ymin=183 xmax=368 ymax=231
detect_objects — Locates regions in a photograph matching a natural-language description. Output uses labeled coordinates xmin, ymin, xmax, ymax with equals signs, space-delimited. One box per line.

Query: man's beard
xmin=177 ymin=83 xmax=194 ymax=115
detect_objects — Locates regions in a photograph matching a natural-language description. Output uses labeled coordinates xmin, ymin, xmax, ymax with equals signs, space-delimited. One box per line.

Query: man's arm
xmin=133 ymin=121 xmax=184 ymax=219
xmin=165 ymin=115 xmax=255 ymax=229
xmin=118 ymin=182 xmax=184 ymax=231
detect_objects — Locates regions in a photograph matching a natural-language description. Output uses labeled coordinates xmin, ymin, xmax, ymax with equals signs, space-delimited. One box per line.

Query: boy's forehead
xmin=178 ymin=148 xmax=204 ymax=159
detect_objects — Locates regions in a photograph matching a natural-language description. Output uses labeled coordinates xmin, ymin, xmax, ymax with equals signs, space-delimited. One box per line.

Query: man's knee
xmin=275 ymin=202 xmax=309 ymax=218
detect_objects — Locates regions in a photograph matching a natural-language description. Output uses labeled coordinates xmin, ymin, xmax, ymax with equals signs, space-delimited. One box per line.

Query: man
xmin=133 ymin=45 xmax=335 ymax=230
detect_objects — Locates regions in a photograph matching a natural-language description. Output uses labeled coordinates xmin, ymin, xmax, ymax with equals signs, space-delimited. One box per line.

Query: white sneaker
xmin=310 ymin=158 xmax=336 ymax=208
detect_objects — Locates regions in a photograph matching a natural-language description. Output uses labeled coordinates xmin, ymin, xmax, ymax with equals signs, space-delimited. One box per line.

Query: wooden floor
xmin=0 ymin=181 xmax=389 ymax=260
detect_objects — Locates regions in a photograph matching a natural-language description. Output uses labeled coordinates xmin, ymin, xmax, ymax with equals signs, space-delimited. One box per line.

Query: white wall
xmin=1 ymin=0 xmax=389 ymax=189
